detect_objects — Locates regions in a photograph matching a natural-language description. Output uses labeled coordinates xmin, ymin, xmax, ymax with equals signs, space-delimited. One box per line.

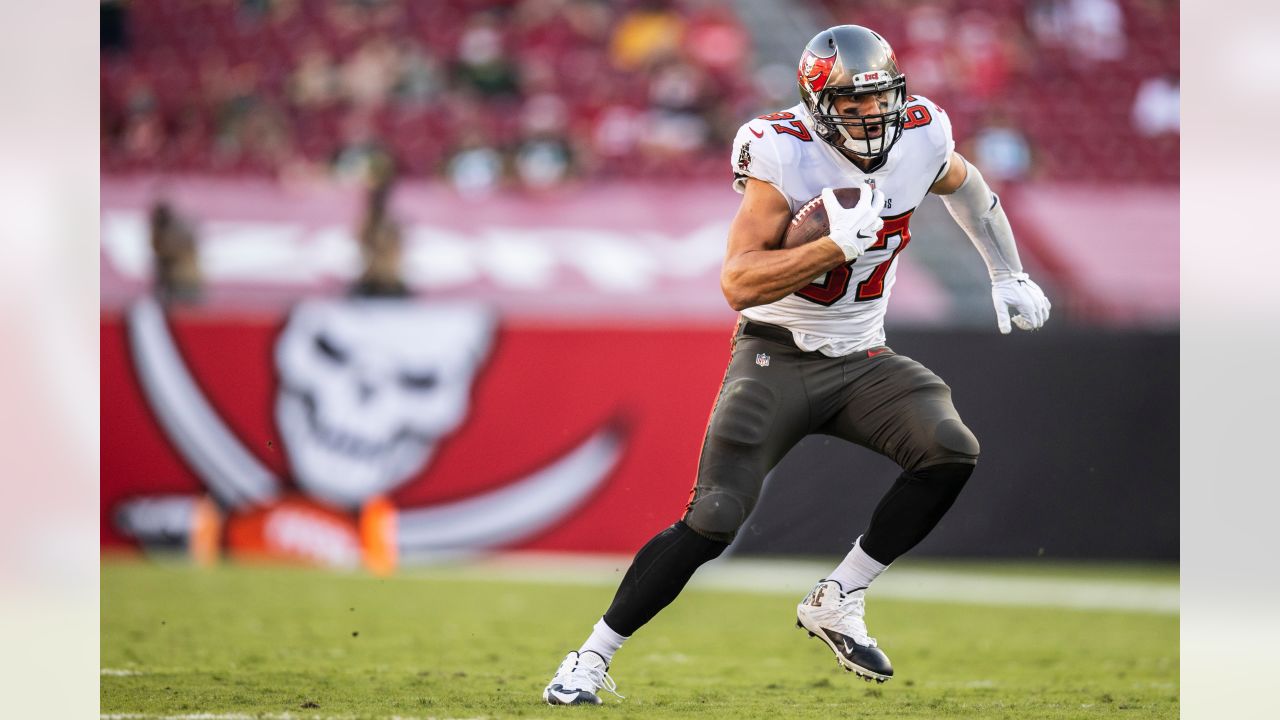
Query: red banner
xmin=102 ymin=298 xmax=736 ymax=568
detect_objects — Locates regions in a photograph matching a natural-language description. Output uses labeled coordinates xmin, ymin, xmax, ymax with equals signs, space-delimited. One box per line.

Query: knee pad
xmin=683 ymin=489 xmax=753 ymax=543
xmin=935 ymin=418 xmax=980 ymax=460
xmin=708 ymin=378 xmax=777 ymax=447
xmin=911 ymin=417 xmax=980 ymax=469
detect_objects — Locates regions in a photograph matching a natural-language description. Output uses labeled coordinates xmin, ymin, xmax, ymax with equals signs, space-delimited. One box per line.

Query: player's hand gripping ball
xmin=782 ymin=184 xmax=886 ymax=261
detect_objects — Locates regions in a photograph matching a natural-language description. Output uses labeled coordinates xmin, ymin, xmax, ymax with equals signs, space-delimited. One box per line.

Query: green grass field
xmin=101 ymin=558 xmax=1178 ymax=719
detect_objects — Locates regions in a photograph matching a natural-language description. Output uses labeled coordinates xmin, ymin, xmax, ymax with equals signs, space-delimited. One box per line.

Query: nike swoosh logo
xmin=550 ymin=690 xmax=581 ymax=704
xmin=841 ymin=638 xmax=860 ymax=656
xmin=749 ymin=127 xmax=764 ymax=138
xmin=868 ymin=348 xmax=888 ymax=357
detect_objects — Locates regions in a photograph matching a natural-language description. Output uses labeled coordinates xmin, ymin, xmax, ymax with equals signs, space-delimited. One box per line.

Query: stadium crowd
xmin=101 ymin=0 xmax=1177 ymax=189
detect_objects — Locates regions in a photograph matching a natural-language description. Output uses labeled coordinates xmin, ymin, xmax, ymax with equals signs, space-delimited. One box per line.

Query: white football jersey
xmin=730 ymin=96 xmax=954 ymax=356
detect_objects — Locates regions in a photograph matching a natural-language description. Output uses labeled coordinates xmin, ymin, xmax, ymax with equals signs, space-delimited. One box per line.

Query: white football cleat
xmin=796 ymin=579 xmax=894 ymax=682
xmin=542 ymin=650 xmax=624 ymax=706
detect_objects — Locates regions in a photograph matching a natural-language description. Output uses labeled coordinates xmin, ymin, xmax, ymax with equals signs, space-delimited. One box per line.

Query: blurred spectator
xmin=208 ymin=62 xmax=273 ymax=170
xmin=681 ymin=4 xmax=749 ymax=73
xmin=455 ymin=14 xmax=520 ymax=98
xmin=516 ymin=136 xmax=573 ymax=189
xmin=323 ymin=0 xmax=373 ymax=44
xmin=649 ymin=59 xmax=708 ymax=113
xmin=121 ymin=113 xmax=165 ymax=166
xmin=447 ymin=135 xmax=506 ymax=197
xmin=900 ymin=4 xmax=952 ymax=96
xmin=952 ymin=11 xmax=1013 ymax=103
xmin=971 ymin=114 xmax=1033 ymax=184
xmin=640 ymin=109 xmax=708 ymax=160
xmin=238 ymin=103 xmax=295 ymax=172
xmin=1069 ymin=0 xmax=1126 ymax=63
xmin=101 ymin=0 xmax=759 ymax=183
xmin=610 ymin=1 xmax=684 ymax=71
xmin=516 ymin=93 xmax=575 ymax=189
xmin=1131 ymin=74 xmax=1179 ymax=137
xmin=102 ymin=0 xmax=1173 ymax=184
xmin=341 ymin=37 xmax=401 ymax=109
xmin=637 ymin=58 xmax=713 ymax=169
xmin=1028 ymin=0 xmax=1126 ymax=63
xmin=288 ymin=41 xmax=340 ymax=109
xmin=351 ymin=175 xmax=410 ymax=299
xmin=119 ymin=77 xmax=165 ymax=165
xmin=560 ymin=0 xmax=614 ymax=42
xmin=907 ymin=2 xmax=950 ymax=46
xmin=590 ymin=104 xmax=644 ymax=171
xmin=149 ymin=202 xmax=202 ymax=304
xmin=394 ymin=40 xmax=445 ymax=106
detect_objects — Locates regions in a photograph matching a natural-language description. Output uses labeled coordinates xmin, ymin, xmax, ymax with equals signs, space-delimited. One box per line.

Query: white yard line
xmin=695 ymin=562 xmax=1180 ymax=614
xmin=407 ymin=553 xmax=1178 ymax=614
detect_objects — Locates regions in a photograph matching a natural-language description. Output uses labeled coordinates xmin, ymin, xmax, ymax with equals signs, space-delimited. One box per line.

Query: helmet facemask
xmin=796 ymin=25 xmax=909 ymax=163
xmin=812 ymin=83 xmax=907 ymax=160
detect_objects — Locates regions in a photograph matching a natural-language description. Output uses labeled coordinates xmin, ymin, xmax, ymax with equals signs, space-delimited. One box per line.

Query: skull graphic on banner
xmin=273 ymin=299 xmax=496 ymax=509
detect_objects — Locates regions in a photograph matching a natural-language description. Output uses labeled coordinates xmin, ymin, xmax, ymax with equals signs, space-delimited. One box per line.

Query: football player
xmin=543 ymin=24 xmax=1051 ymax=705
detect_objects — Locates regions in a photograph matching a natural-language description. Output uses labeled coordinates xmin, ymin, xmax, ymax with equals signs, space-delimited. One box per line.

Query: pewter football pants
xmin=682 ymin=320 xmax=980 ymax=545
xmin=601 ymin=320 xmax=981 ymax=637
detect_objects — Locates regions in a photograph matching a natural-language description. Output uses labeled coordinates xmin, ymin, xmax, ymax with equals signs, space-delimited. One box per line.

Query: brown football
xmin=779 ymin=187 xmax=863 ymax=250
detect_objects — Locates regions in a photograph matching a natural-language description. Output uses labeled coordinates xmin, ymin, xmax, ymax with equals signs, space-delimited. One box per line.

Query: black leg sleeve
xmin=601 ymin=520 xmax=729 ymax=637
xmin=859 ymin=462 xmax=975 ymax=565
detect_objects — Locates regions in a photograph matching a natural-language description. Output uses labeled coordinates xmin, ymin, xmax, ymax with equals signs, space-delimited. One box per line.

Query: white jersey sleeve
xmin=908 ymin=95 xmax=956 ymax=184
xmin=730 ymin=118 xmax=786 ymax=197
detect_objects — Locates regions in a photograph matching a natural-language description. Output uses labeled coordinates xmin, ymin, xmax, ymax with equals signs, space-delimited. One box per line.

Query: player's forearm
xmin=721 ymin=240 xmax=846 ymax=311
xmin=938 ymin=159 xmax=1025 ymax=281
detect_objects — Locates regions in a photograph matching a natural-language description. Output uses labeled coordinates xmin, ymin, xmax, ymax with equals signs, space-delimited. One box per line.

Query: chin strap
xmin=939 ymin=158 xmax=1025 ymax=282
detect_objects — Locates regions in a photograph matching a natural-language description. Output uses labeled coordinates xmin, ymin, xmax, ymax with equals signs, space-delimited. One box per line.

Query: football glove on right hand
xmin=991 ymin=272 xmax=1051 ymax=334
xmin=823 ymin=185 xmax=886 ymax=261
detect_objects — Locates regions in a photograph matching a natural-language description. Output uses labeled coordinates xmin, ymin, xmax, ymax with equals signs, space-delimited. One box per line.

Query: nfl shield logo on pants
xmin=755 ymin=353 xmax=770 ymax=367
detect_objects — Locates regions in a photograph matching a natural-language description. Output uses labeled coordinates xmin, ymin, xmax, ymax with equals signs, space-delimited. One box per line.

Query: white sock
xmin=826 ymin=536 xmax=889 ymax=592
xmin=578 ymin=617 xmax=629 ymax=666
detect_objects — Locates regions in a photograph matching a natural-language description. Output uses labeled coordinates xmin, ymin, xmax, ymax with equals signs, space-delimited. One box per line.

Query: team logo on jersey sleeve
xmin=799 ymin=49 xmax=837 ymax=93
xmin=737 ymin=140 xmax=752 ymax=172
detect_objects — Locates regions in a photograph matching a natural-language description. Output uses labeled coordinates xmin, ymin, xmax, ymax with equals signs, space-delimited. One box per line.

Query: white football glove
xmin=991 ymin=272 xmax=1051 ymax=334
xmin=822 ymin=185 xmax=886 ymax=261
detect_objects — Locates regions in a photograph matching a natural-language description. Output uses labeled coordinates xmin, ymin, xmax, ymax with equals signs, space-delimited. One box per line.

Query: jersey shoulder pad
xmin=901 ymin=94 xmax=955 ymax=163
xmin=730 ymin=109 xmax=804 ymax=194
